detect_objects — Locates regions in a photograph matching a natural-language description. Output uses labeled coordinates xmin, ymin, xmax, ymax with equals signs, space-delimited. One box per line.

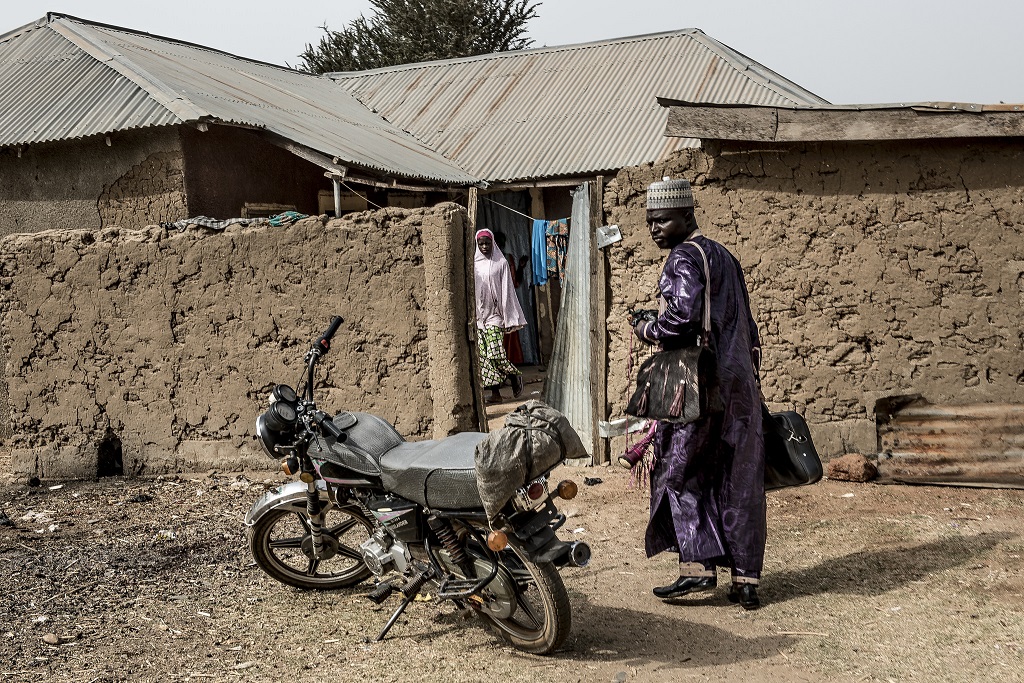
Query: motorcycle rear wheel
xmin=248 ymin=504 xmax=372 ymax=590
xmin=483 ymin=543 xmax=571 ymax=655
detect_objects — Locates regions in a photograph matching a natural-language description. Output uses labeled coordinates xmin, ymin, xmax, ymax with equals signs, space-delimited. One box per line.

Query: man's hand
xmin=627 ymin=308 xmax=658 ymax=327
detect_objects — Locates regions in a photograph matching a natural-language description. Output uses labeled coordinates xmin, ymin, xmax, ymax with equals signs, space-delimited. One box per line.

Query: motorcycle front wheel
xmin=483 ymin=542 xmax=572 ymax=655
xmin=248 ymin=502 xmax=373 ymax=590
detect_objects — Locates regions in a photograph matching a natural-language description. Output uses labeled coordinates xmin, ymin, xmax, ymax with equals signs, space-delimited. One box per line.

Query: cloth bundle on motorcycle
xmin=474 ymin=401 xmax=588 ymax=525
xmin=762 ymin=405 xmax=823 ymax=491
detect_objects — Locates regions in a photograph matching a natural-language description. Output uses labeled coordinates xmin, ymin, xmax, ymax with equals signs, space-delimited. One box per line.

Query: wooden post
xmin=466 ymin=187 xmax=488 ymax=432
xmin=588 ymin=177 xmax=609 ymax=464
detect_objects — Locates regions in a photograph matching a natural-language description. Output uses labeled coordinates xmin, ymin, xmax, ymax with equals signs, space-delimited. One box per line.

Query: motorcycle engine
xmin=359 ymin=529 xmax=410 ymax=576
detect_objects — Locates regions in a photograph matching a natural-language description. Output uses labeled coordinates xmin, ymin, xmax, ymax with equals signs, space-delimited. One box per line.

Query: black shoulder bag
xmin=762 ymin=405 xmax=823 ymax=491
xmin=625 ymin=240 xmax=719 ymax=425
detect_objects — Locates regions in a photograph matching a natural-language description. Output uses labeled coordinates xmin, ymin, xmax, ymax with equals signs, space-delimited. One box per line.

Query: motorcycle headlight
xmin=255 ymin=386 xmax=300 ymax=459
xmin=255 ymin=413 xmax=287 ymax=459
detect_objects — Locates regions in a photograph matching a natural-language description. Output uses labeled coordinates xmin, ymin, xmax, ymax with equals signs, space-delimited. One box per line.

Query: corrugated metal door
xmin=544 ymin=183 xmax=593 ymax=455
xmin=877 ymin=403 xmax=1024 ymax=488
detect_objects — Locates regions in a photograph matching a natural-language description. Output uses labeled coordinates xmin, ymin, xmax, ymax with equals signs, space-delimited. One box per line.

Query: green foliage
xmin=298 ymin=0 xmax=540 ymax=74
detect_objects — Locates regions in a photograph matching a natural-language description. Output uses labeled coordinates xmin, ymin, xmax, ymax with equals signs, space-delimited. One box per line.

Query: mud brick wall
xmin=0 ymin=204 xmax=475 ymax=478
xmin=604 ymin=140 xmax=1024 ymax=458
xmin=0 ymin=128 xmax=188 ymax=236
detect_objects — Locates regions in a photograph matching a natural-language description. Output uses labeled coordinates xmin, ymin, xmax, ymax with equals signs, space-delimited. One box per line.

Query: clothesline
xmin=480 ymin=196 xmax=535 ymax=221
xmin=339 ymin=179 xmax=385 ymax=210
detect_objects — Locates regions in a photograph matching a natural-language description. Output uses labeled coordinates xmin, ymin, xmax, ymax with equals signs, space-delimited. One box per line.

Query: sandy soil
xmin=2 ymin=464 xmax=1022 ymax=683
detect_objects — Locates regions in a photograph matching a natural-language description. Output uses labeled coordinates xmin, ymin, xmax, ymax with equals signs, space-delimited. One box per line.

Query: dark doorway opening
xmin=96 ymin=430 xmax=124 ymax=478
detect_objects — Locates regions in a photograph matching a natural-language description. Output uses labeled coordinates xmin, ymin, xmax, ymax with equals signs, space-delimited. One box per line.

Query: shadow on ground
xmin=765 ymin=531 xmax=1014 ymax=603
xmin=565 ymin=598 xmax=794 ymax=669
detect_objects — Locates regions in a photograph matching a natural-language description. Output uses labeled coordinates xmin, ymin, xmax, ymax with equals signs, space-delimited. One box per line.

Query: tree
xmin=298 ymin=0 xmax=540 ymax=74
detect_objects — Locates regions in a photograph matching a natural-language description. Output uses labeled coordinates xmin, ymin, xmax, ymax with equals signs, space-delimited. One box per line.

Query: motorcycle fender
xmin=243 ymin=480 xmax=329 ymax=527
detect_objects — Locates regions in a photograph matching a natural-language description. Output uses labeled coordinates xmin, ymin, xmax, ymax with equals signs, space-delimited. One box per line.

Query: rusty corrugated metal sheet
xmin=0 ymin=14 xmax=477 ymax=184
xmin=329 ymin=29 xmax=829 ymax=183
xmin=877 ymin=403 xmax=1024 ymax=488
xmin=543 ymin=183 xmax=593 ymax=455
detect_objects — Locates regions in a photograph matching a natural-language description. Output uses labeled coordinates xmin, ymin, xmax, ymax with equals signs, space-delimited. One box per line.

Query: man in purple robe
xmin=632 ymin=177 xmax=766 ymax=610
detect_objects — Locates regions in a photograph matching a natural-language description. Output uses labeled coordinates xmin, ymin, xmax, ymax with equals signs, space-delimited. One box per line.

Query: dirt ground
xmin=1 ymin=461 xmax=1022 ymax=683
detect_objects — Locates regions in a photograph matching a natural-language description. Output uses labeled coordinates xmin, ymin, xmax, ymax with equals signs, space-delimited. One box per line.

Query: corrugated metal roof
xmin=878 ymin=403 xmax=1024 ymax=488
xmin=330 ymin=29 xmax=829 ymax=183
xmin=0 ymin=14 xmax=477 ymax=184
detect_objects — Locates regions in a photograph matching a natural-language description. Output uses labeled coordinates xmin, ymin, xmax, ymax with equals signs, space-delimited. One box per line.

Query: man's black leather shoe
xmin=652 ymin=575 xmax=716 ymax=599
xmin=727 ymin=583 xmax=761 ymax=610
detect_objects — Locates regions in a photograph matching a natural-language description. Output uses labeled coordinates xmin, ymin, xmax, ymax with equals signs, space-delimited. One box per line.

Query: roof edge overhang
xmin=0 ymin=122 xmax=188 ymax=151
xmin=225 ymin=125 xmax=484 ymax=190
xmin=659 ymin=99 xmax=1024 ymax=143
xmin=484 ymin=173 xmax=610 ymax=191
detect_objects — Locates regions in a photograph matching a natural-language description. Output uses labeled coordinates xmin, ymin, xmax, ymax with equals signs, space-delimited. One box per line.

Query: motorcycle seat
xmin=378 ymin=432 xmax=488 ymax=510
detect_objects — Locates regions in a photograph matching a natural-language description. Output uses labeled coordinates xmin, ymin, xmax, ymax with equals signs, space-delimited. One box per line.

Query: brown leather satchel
xmin=626 ymin=241 xmax=718 ymax=425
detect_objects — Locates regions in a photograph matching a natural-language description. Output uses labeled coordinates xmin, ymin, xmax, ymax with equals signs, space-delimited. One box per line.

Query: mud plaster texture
xmin=604 ymin=140 xmax=1024 ymax=459
xmin=0 ymin=204 xmax=476 ymax=478
xmin=0 ymin=128 xmax=188 ymax=236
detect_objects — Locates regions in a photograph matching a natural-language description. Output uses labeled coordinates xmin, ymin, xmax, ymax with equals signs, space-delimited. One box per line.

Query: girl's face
xmin=477 ymin=236 xmax=493 ymax=257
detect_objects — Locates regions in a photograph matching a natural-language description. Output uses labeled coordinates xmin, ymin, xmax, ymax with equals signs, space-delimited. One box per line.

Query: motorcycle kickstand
xmin=374 ymin=594 xmax=414 ymax=642
xmin=374 ymin=569 xmax=434 ymax=643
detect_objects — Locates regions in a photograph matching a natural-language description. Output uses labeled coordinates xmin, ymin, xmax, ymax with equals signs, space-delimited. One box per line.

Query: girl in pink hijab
xmin=474 ymin=229 xmax=528 ymax=402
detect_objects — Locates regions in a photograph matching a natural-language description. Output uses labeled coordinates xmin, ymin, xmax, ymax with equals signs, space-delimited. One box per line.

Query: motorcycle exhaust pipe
xmin=567 ymin=541 xmax=591 ymax=568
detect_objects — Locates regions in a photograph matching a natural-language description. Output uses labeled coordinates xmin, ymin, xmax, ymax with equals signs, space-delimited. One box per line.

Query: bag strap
xmin=685 ymin=238 xmax=712 ymax=347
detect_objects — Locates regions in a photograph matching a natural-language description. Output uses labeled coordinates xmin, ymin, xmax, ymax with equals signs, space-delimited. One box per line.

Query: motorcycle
xmin=244 ymin=317 xmax=590 ymax=654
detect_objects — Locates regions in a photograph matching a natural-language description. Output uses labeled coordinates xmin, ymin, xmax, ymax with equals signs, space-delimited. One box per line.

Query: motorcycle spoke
xmin=294 ymin=512 xmax=311 ymax=534
xmin=268 ymin=536 xmax=304 ymax=549
xmin=514 ymin=593 xmax=544 ymax=629
xmin=336 ymin=544 xmax=363 ymax=561
xmin=306 ymin=558 xmax=321 ymax=576
xmin=327 ymin=518 xmax=360 ymax=536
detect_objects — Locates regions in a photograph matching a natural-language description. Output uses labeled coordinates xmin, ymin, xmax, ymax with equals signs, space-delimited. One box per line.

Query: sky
xmin=4 ymin=1 xmax=1024 ymax=105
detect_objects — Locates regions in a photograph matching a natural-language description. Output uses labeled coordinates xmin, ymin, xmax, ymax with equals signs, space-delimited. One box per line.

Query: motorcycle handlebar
xmin=312 ymin=411 xmax=346 ymax=442
xmin=314 ymin=316 xmax=344 ymax=355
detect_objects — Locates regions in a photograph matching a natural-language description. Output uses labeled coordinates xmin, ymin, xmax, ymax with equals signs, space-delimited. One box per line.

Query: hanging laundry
xmin=545 ymin=218 xmax=570 ymax=279
xmin=531 ymin=219 xmax=549 ymax=286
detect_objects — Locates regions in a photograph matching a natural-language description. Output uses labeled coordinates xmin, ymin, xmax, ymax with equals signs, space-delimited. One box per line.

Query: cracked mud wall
xmin=0 ymin=205 xmax=474 ymax=478
xmin=604 ymin=140 xmax=1024 ymax=458
xmin=0 ymin=128 xmax=187 ymax=236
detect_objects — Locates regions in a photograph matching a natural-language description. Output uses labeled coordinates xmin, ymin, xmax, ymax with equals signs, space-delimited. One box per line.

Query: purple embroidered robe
xmin=639 ymin=234 xmax=766 ymax=574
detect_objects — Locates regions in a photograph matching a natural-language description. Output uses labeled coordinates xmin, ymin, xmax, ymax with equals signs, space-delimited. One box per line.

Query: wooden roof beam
xmin=663 ymin=104 xmax=1024 ymax=142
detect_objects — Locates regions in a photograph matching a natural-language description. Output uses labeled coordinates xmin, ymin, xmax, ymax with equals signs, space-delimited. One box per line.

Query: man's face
xmin=477 ymin=236 xmax=493 ymax=257
xmin=646 ymin=208 xmax=691 ymax=249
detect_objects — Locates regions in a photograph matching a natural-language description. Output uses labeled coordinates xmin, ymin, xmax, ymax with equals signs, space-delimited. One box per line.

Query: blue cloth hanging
xmin=531 ymin=219 xmax=549 ymax=286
